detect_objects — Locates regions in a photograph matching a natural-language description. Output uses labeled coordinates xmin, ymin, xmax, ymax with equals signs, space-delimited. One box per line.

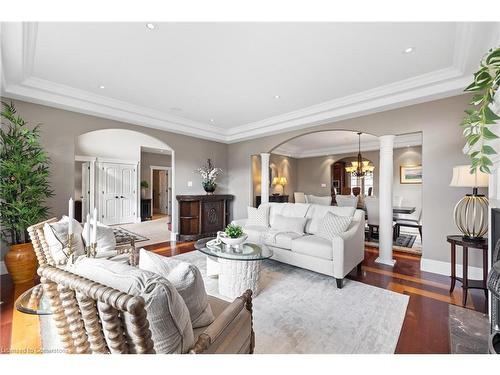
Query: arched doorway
xmin=74 ymin=129 xmax=177 ymax=241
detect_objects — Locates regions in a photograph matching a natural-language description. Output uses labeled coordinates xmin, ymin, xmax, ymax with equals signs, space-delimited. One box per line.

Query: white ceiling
xmin=273 ymin=131 xmax=422 ymax=158
xmin=1 ymin=22 xmax=499 ymax=143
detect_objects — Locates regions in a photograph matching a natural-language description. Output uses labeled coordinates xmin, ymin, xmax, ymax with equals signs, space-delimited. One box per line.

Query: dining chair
xmin=336 ymin=195 xmax=358 ymax=208
xmin=341 ymin=187 xmax=351 ymax=195
xmin=364 ymin=197 xmax=379 ymax=241
xmin=294 ymin=192 xmax=306 ymax=203
xmin=352 ymin=187 xmax=361 ymax=196
xmin=394 ymin=207 xmax=422 ymax=241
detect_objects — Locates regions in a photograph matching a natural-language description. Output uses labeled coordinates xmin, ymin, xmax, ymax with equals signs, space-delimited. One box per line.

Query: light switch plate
xmin=321 ymin=183 xmax=327 ymax=188
xmin=187 ymin=181 xmax=193 ymax=187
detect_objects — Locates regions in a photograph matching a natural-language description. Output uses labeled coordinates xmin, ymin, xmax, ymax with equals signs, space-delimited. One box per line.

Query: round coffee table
xmin=195 ymin=237 xmax=273 ymax=299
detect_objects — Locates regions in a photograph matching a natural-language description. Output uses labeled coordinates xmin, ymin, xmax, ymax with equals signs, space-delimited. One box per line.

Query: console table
xmin=255 ymin=195 xmax=289 ymax=207
xmin=177 ymin=194 xmax=234 ymax=241
xmin=447 ymin=235 xmax=488 ymax=309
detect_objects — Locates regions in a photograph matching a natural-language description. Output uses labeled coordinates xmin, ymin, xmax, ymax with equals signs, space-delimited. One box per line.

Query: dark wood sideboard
xmin=177 ymin=194 xmax=234 ymax=241
xmin=255 ymin=195 xmax=289 ymax=207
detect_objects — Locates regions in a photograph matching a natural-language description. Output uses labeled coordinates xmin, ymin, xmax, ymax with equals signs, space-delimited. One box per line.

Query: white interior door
xmin=81 ymin=162 xmax=90 ymax=220
xmin=99 ymin=162 xmax=137 ymax=225
xmin=119 ymin=164 xmax=137 ymax=223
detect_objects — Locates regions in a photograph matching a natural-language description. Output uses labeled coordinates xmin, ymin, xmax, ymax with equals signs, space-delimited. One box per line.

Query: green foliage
xmin=0 ymin=102 xmax=54 ymax=244
xmin=461 ymin=47 xmax=500 ymax=174
xmin=225 ymin=224 xmax=244 ymax=239
xmin=140 ymin=180 xmax=149 ymax=189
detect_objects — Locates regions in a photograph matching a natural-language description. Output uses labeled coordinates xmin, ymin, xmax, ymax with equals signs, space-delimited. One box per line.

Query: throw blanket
xmin=260 ymin=230 xmax=295 ymax=244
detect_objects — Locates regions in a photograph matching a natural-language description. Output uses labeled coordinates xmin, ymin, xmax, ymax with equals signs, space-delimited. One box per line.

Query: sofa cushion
xmin=270 ymin=214 xmax=307 ymax=234
xmin=43 ymin=216 xmax=85 ymax=265
xmin=317 ymin=212 xmax=352 ymax=240
xmin=305 ymin=205 xmax=356 ymax=235
xmin=138 ymin=249 xmax=215 ymax=328
xmin=291 ymin=235 xmax=333 ymax=260
xmin=247 ymin=205 xmax=269 ymax=227
xmin=306 ymin=195 xmax=332 ymax=206
xmin=243 ymin=225 xmax=269 ymax=243
xmin=263 ymin=232 xmax=303 ymax=250
xmin=82 ymin=221 xmax=116 ymax=254
xmin=67 ymin=257 xmax=194 ymax=354
xmin=269 ymin=203 xmax=310 ymax=227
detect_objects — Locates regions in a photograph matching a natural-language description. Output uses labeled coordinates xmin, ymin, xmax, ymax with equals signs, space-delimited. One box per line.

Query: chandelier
xmin=345 ymin=132 xmax=375 ymax=178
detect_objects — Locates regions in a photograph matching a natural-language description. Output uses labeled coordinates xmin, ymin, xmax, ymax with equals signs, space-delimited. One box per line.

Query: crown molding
xmin=0 ymin=22 xmax=482 ymax=144
xmin=274 ymin=133 xmax=422 ymax=159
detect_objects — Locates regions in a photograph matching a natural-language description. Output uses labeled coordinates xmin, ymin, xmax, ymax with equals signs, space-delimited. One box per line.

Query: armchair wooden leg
xmin=335 ymin=278 xmax=343 ymax=289
xmin=356 ymin=262 xmax=363 ymax=276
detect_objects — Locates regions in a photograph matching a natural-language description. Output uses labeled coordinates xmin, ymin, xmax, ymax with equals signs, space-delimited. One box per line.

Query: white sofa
xmin=232 ymin=203 xmax=365 ymax=288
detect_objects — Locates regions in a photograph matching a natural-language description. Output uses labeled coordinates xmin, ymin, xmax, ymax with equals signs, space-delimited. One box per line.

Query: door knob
xmin=115 ymin=196 xmax=119 ymax=199
xmin=120 ymin=195 xmax=125 ymax=198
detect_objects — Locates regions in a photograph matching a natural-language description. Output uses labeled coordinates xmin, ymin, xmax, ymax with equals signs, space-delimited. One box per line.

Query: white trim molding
xmin=1 ymin=22 xmax=496 ymax=144
xmin=420 ymin=257 xmax=483 ymax=280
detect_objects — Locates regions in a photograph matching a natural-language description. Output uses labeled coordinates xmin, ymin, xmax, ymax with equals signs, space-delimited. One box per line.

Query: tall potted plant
xmin=196 ymin=158 xmax=222 ymax=194
xmin=0 ymin=102 xmax=53 ymax=284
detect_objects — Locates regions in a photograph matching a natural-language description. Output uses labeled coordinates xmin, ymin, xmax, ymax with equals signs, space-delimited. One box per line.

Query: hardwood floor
xmin=0 ymin=243 xmax=487 ymax=354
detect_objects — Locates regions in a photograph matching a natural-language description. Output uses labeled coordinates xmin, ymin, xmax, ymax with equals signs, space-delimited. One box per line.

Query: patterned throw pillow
xmin=317 ymin=212 xmax=352 ymax=240
xmin=247 ymin=205 xmax=270 ymax=227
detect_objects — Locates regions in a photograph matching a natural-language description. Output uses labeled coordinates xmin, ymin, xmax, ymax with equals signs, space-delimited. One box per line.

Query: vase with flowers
xmin=196 ymin=158 xmax=222 ymax=194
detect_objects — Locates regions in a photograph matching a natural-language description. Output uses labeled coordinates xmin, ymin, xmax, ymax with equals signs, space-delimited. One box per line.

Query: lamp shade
xmin=279 ymin=176 xmax=288 ymax=186
xmin=449 ymin=165 xmax=489 ymax=188
xmin=272 ymin=177 xmax=280 ymax=185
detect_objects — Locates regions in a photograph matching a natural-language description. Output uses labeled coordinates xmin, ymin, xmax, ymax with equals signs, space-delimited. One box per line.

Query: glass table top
xmin=15 ymin=284 xmax=52 ymax=315
xmin=195 ymin=237 xmax=273 ymax=261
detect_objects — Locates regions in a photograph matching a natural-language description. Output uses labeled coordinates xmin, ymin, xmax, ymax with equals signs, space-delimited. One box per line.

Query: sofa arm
xmin=189 ymin=290 xmax=254 ymax=354
xmin=231 ymin=218 xmax=248 ymax=227
xmin=331 ymin=214 xmax=365 ymax=279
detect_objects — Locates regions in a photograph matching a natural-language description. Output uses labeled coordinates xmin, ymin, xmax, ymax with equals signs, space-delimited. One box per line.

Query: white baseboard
xmin=420 ymin=258 xmax=483 ymax=280
xmin=0 ymin=261 xmax=7 ymax=275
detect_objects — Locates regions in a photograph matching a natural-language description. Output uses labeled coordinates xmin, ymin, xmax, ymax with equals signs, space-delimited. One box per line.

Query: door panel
xmin=98 ymin=162 xmax=137 ymax=225
xmin=119 ymin=164 xmax=137 ymax=223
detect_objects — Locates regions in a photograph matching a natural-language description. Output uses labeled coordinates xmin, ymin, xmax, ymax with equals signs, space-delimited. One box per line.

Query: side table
xmin=447 ymin=235 xmax=488 ymax=309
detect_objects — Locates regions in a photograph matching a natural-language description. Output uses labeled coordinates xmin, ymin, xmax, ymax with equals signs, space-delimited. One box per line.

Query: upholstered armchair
xmin=37 ymin=263 xmax=254 ymax=354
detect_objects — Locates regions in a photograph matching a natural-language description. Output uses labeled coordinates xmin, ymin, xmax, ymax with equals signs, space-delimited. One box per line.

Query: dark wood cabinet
xmin=141 ymin=199 xmax=152 ymax=221
xmin=255 ymin=195 xmax=289 ymax=207
xmin=331 ymin=161 xmax=346 ymax=204
xmin=176 ymin=194 xmax=234 ymax=241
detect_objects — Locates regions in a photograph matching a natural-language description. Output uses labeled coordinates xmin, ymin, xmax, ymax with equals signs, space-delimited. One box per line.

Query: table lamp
xmin=279 ymin=176 xmax=288 ymax=195
xmin=449 ymin=165 xmax=489 ymax=240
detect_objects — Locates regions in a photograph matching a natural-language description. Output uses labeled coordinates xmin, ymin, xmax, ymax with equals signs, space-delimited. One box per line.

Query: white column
xmin=260 ymin=153 xmax=270 ymax=205
xmin=376 ymin=135 xmax=396 ymax=266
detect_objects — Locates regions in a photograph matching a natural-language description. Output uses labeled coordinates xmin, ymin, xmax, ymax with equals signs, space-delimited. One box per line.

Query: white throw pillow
xmin=307 ymin=195 xmax=332 ymax=206
xmin=271 ymin=214 xmax=307 ymax=234
xmin=43 ymin=216 xmax=85 ymax=265
xmin=82 ymin=222 xmax=117 ymax=256
xmin=247 ymin=205 xmax=269 ymax=227
xmin=317 ymin=212 xmax=352 ymax=240
xmin=138 ymin=249 xmax=215 ymax=328
xmin=68 ymin=257 xmax=194 ymax=353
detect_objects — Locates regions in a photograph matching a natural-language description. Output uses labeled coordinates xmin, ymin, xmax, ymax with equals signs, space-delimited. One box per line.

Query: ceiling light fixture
xmin=146 ymin=23 xmax=156 ymax=30
xmin=210 ymin=118 xmax=215 ymax=123
xmin=403 ymin=47 xmax=414 ymax=54
xmin=98 ymin=85 xmax=105 ymax=89
xmin=345 ymin=132 xmax=375 ymax=178
xmin=274 ymin=95 xmax=280 ymax=99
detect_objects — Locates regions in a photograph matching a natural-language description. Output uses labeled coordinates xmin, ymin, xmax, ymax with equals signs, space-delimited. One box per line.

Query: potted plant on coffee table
xmin=0 ymin=102 xmax=54 ymax=284
xmin=217 ymin=224 xmax=248 ymax=248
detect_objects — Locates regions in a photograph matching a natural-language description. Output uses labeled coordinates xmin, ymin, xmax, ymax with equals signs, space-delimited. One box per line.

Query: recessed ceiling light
xmin=403 ymin=47 xmax=414 ymax=54
xmin=274 ymin=95 xmax=280 ymax=99
xmin=210 ymin=118 xmax=215 ymax=123
xmin=98 ymin=85 xmax=105 ymax=89
xmin=146 ymin=23 xmax=156 ymax=30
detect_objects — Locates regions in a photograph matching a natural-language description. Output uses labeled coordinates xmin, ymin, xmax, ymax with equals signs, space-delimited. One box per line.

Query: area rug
xmin=113 ymin=227 xmax=149 ymax=244
xmin=449 ymin=304 xmax=489 ymax=354
xmin=114 ymin=217 xmax=171 ymax=247
xmin=175 ymin=252 xmax=409 ymax=354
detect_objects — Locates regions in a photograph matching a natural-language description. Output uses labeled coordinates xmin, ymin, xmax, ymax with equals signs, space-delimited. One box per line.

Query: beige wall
xmin=227 ymin=94 xmax=483 ymax=268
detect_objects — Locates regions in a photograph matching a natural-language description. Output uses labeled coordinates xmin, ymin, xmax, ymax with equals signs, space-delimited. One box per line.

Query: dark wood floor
xmin=0 ymin=242 xmax=487 ymax=354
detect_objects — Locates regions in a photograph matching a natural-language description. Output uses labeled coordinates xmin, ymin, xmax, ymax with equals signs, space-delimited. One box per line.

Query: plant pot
xmin=203 ymin=181 xmax=217 ymax=195
xmin=4 ymin=242 xmax=37 ymax=285
xmin=217 ymin=231 xmax=248 ymax=247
